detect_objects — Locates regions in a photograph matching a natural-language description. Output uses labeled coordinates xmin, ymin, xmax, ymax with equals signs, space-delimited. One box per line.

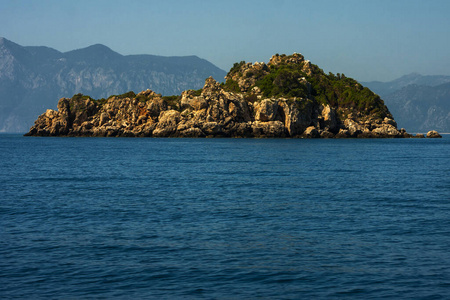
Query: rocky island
xmin=25 ymin=53 xmax=440 ymax=138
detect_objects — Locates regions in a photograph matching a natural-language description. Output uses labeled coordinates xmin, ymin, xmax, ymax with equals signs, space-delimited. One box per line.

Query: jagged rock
xmin=371 ymin=124 xmax=400 ymax=137
xmin=254 ymin=99 xmax=279 ymax=122
xmin=100 ymin=112 xmax=109 ymax=126
xmin=179 ymin=127 xmax=205 ymax=138
xmin=383 ymin=117 xmax=397 ymax=127
xmin=302 ymin=60 xmax=313 ymax=76
xmin=181 ymin=92 xmax=207 ymax=111
xmin=302 ymin=126 xmax=320 ymax=138
xmin=320 ymin=130 xmax=335 ymax=138
xmin=251 ymin=121 xmax=286 ymax=138
xmin=278 ymin=100 xmax=313 ymax=136
xmin=426 ymin=130 xmax=442 ymax=138
xmin=344 ymin=118 xmax=363 ymax=136
xmin=335 ymin=129 xmax=351 ymax=138
xmin=321 ymin=105 xmax=337 ymax=131
xmin=269 ymin=53 xmax=304 ymax=66
xmin=252 ymin=86 xmax=262 ymax=95
xmin=137 ymin=89 xmax=159 ymax=98
xmin=153 ymin=110 xmax=181 ymax=137
xmin=202 ymin=122 xmax=223 ymax=136
xmin=398 ymin=128 xmax=413 ymax=138
xmin=45 ymin=109 xmax=58 ymax=119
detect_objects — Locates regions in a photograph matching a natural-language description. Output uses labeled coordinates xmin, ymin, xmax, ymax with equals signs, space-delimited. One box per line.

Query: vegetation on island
xmin=256 ymin=64 xmax=309 ymax=98
xmin=307 ymin=71 xmax=389 ymax=117
xmin=223 ymin=53 xmax=391 ymax=119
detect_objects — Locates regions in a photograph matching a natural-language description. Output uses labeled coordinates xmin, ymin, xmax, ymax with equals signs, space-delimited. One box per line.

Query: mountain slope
xmin=0 ymin=37 xmax=226 ymax=132
xmin=362 ymin=73 xmax=450 ymax=132
xmin=382 ymin=83 xmax=450 ymax=132
xmin=362 ymin=73 xmax=450 ymax=98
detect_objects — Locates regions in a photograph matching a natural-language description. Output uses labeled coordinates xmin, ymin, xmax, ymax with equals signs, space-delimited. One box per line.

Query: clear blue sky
xmin=1 ymin=0 xmax=450 ymax=81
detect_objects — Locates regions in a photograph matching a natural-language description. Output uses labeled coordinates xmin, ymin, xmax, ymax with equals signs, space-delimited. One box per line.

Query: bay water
xmin=1 ymin=134 xmax=449 ymax=299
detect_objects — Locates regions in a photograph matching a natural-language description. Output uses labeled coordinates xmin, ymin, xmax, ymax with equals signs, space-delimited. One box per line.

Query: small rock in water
xmin=426 ymin=130 xmax=442 ymax=138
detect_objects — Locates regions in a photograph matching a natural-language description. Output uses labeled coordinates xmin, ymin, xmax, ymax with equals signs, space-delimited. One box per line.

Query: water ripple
xmin=1 ymin=135 xmax=449 ymax=299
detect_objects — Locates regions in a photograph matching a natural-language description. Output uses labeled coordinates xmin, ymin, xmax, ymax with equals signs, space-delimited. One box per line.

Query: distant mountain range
xmin=0 ymin=37 xmax=226 ymax=132
xmin=362 ymin=73 xmax=450 ymax=133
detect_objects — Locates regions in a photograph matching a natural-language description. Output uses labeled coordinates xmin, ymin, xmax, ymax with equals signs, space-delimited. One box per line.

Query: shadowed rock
xmin=426 ymin=130 xmax=442 ymax=138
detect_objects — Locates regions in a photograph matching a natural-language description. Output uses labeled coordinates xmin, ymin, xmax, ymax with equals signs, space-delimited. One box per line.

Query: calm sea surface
xmin=1 ymin=134 xmax=449 ymax=299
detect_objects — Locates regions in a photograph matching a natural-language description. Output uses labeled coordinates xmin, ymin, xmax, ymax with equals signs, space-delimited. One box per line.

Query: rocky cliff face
xmin=26 ymin=53 xmax=420 ymax=138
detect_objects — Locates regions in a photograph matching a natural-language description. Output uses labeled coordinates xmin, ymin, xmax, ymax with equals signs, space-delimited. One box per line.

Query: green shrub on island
xmin=162 ymin=95 xmax=182 ymax=111
xmin=72 ymin=93 xmax=91 ymax=101
xmin=244 ymin=92 xmax=258 ymax=103
xmin=95 ymin=98 xmax=108 ymax=107
xmin=229 ymin=61 xmax=246 ymax=75
xmin=307 ymin=71 xmax=389 ymax=117
xmin=69 ymin=93 xmax=92 ymax=112
xmin=256 ymin=65 xmax=309 ymax=98
xmin=107 ymin=91 xmax=136 ymax=100
xmin=192 ymin=88 xmax=203 ymax=97
xmin=221 ymin=79 xmax=240 ymax=93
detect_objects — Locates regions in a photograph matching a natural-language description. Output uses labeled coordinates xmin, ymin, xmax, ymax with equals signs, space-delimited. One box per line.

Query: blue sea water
xmin=1 ymin=134 xmax=449 ymax=299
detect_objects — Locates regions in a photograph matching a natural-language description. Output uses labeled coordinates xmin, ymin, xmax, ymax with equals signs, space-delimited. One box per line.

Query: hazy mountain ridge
xmin=0 ymin=37 xmax=226 ymax=132
xmin=362 ymin=73 xmax=450 ymax=98
xmin=362 ymin=73 xmax=450 ymax=132
xmin=382 ymin=82 xmax=450 ymax=133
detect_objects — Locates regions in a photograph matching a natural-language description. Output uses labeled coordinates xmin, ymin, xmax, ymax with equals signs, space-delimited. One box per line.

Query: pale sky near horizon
xmin=1 ymin=0 xmax=450 ymax=82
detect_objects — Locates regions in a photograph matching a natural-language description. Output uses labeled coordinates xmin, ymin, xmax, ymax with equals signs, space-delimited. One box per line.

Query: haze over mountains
xmin=0 ymin=37 xmax=226 ymax=132
xmin=363 ymin=74 xmax=450 ymax=133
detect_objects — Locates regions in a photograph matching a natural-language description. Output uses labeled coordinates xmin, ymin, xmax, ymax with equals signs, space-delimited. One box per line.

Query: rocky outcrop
xmin=26 ymin=53 xmax=436 ymax=138
xmin=426 ymin=130 xmax=442 ymax=138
